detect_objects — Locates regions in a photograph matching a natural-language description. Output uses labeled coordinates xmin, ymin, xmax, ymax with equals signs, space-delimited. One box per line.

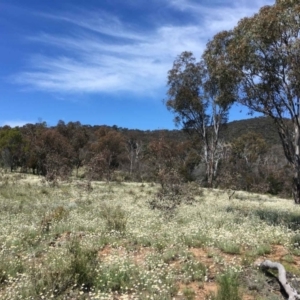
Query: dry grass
xmin=0 ymin=173 xmax=300 ymax=299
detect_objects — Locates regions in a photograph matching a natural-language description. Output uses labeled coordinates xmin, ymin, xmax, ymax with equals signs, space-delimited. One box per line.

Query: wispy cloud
xmin=38 ymin=10 xmax=145 ymax=41
xmin=169 ymin=0 xmax=275 ymax=35
xmin=13 ymin=0 xmax=275 ymax=96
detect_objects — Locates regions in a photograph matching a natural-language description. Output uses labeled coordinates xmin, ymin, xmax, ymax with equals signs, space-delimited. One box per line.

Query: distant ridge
xmin=77 ymin=117 xmax=282 ymax=145
xmin=222 ymin=117 xmax=280 ymax=145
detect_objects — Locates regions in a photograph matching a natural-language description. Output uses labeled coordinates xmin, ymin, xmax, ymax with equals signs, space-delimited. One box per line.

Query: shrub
xmin=291 ymin=233 xmax=300 ymax=249
xmin=267 ymin=175 xmax=283 ymax=195
xmin=0 ymin=255 xmax=24 ymax=285
xmin=68 ymin=238 xmax=98 ymax=290
xmin=183 ymin=287 xmax=196 ymax=300
xmin=180 ymin=259 xmax=206 ymax=283
xmin=95 ymin=261 xmax=139 ymax=293
xmin=254 ymin=244 xmax=271 ymax=256
xmin=100 ymin=204 xmax=127 ymax=233
xmin=209 ymin=269 xmax=241 ymax=300
xmin=218 ymin=242 xmax=240 ymax=255
xmin=255 ymin=209 xmax=300 ymax=230
xmin=40 ymin=206 xmax=69 ymax=233
xmin=25 ymin=238 xmax=98 ymax=297
xmin=148 ymin=181 xmax=196 ymax=215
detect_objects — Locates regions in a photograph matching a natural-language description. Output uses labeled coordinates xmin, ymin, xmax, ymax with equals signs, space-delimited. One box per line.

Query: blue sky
xmin=0 ymin=0 xmax=274 ymax=129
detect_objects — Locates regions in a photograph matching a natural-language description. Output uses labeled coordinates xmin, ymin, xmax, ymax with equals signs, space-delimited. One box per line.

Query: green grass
xmin=180 ymin=258 xmax=206 ymax=283
xmin=218 ymin=242 xmax=241 ymax=255
xmin=99 ymin=203 xmax=128 ymax=233
xmin=183 ymin=286 xmax=196 ymax=300
xmin=0 ymin=173 xmax=300 ymax=299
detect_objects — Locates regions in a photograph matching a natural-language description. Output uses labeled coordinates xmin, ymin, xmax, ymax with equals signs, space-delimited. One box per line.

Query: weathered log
xmin=260 ymin=260 xmax=300 ymax=300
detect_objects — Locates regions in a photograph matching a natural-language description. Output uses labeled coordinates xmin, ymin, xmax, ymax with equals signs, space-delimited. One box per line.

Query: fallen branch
xmin=260 ymin=260 xmax=300 ymax=300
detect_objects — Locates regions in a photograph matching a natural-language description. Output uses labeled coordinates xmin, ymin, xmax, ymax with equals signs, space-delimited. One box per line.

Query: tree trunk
xmin=294 ymin=99 xmax=300 ymax=204
xmin=129 ymin=153 xmax=133 ymax=175
xmin=293 ymin=170 xmax=300 ymax=204
xmin=206 ymin=160 xmax=214 ymax=187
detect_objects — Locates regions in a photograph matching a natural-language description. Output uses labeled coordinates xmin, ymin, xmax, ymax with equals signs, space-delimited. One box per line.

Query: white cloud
xmin=38 ymin=10 xmax=145 ymax=41
xmin=13 ymin=0 xmax=275 ymax=96
xmin=1 ymin=120 xmax=34 ymax=127
xmin=169 ymin=0 xmax=275 ymax=34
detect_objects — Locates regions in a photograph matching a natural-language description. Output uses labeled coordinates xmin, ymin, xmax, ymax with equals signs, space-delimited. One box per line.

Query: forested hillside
xmin=221 ymin=117 xmax=281 ymax=145
xmin=0 ymin=116 xmax=291 ymax=197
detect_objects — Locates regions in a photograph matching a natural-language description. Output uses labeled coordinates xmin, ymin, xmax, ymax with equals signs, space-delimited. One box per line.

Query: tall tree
xmin=88 ymin=127 xmax=125 ymax=182
xmin=126 ymin=138 xmax=143 ymax=177
xmin=166 ymin=51 xmax=235 ymax=186
xmin=21 ymin=122 xmax=47 ymax=174
xmin=0 ymin=127 xmax=25 ymax=171
xmin=44 ymin=129 xmax=74 ymax=179
xmin=56 ymin=121 xmax=89 ymax=176
xmin=213 ymin=0 xmax=300 ymax=202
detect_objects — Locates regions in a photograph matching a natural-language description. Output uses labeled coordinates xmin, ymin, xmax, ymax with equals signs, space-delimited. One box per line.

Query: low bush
xmin=100 ymin=203 xmax=127 ymax=233
xmin=209 ymin=269 xmax=241 ymax=300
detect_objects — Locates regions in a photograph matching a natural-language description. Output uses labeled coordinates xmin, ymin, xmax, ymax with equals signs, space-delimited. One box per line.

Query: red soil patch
xmin=255 ymin=244 xmax=300 ymax=266
xmin=176 ymin=282 xmax=218 ymax=299
xmin=98 ymin=245 xmax=153 ymax=264
xmin=267 ymin=245 xmax=290 ymax=261
xmin=189 ymin=247 xmax=242 ymax=280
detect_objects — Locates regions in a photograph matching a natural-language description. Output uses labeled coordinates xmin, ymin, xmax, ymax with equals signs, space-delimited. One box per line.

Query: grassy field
xmin=1 ymin=173 xmax=300 ymax=299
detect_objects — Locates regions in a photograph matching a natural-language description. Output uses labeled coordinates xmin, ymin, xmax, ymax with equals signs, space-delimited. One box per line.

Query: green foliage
xmin=253 ymin=244 xmax=271 ymax=256
xmin=218 ymin=242 xmax=240 ymax=255
xmin=221 ymin=117 xmax=280 ymax=145
xmin=0 ymin=254 xmax=24 ymax=285
xmin=231 ymin=131 xmax=268 ymax=164
xmin=0 ymin=128 xmax=23 ymax=152
xmin=95 ymin=257 xmax=178 ymax=297
xmin=161 ymin=247 xmax=186 ymax=264
xmin=0 ymin=127 xmax=25 ymax=170
xmin=100 ymin=203 xmax=127 ymax=232
xmin=27 ymin=238 xmax=98 ymax=297
xmin=210 ymin=0 xmax=300 ymax=202
xmin=41 ymin=206 xmax=69 ymax=233
xmin=180 ymin=259 xmax=206 ymax=283
xmin=209 ymin=270 xmax=241 ymax=300
xmin=148 ymin=180 xmax=196 ymax=217
xmin=267 ymin=174 xmax=284 ymax=195
xmin=291 ymin=233 xmax=300 ymax=249
xmin=29 ymin=259 xmax=72 ymax=297
xmin=166 ymin=50 xmax=234 ymax=186
xmin=181 ymin=232 xmax=210 ymax=248
xmin=183 ymin=287 xmax=196 ymax=300
xmin=282 ymin=254 xmax=294 ymax=263
xmin=95 ymin=261 xmax=140 ymax=293
xmin=67 ymin=238 xmax=98 ymax=289
xmin=255 ymin=209 xmax=300 ymax=230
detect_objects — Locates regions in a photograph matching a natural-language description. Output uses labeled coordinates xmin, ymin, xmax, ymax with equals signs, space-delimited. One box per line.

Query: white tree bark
xmin=260 ymin=260 xmax=300 ymax=300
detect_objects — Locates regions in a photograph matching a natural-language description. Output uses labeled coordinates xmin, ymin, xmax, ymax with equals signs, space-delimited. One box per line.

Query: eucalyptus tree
xmin=166 ymin=51 xmax=236 ymax=186
xmin=56 ymin=121 xmax=89 ymax=177
xmin=0 ymin=127 xmax=25 ymax=171
xmin=209 ymin=0 xmax=300 ymax=202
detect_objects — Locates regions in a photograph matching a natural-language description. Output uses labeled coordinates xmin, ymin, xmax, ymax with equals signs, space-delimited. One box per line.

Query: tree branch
xmin=260 ymin=260 xmax=300 ymax=300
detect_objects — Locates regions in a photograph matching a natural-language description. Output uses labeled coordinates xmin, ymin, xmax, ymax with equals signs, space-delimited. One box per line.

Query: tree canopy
xmin=203 ymin=0 xmax=300 ymax=202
